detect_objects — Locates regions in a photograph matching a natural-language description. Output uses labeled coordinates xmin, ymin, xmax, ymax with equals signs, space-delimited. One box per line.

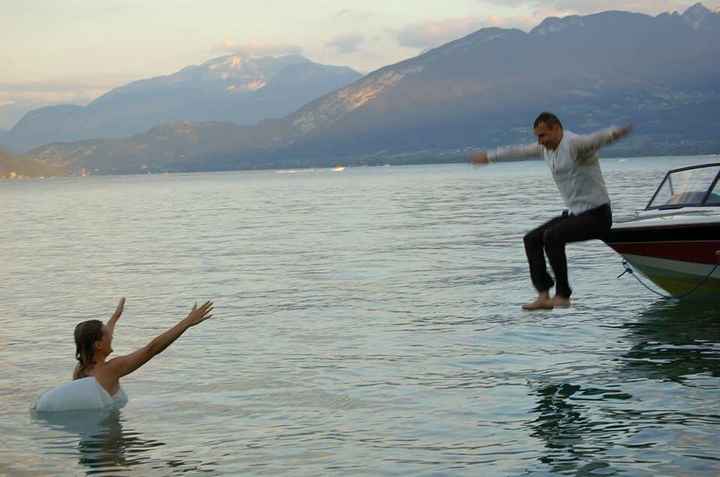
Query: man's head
xmin=533 ymin=112 xmax=564 ymax=150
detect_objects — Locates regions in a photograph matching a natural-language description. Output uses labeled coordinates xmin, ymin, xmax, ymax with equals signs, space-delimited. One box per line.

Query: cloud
xmin=479 ymin=0 xmax=720 ymax=18
xmin=0 ymin=81 xmax=116 ymax=129
xmin=0 ymin=82 xmax=113 ymax=109
xmin=395 ymin=16 xmax=535 ymax=50
xmin=333 ymin=8 xmax=374 ymax=21
xmin=212 ymin=39 xmax=303 ymax=58
xmin=0 ymin=101 xmax=34 ymax=129
xmin=325 ymin=34 xmax=365 ymax=54
xmin=398 ymin=1 xmax=720 ymax=50
xmin=396 ymin=17 xmax=486 ymax=49
xmin=0 ymin=81 xmax=110 ymax=95
xmin=468 ymin=0 xmax=720 ymax=37
xmin=548 ymin=0 xmax=713 ymax=15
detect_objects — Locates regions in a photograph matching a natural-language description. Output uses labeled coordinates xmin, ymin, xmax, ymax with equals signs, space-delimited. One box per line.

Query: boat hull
xmin=606 ymin=220 xmax=720 ymax=297
xmin=613 ymin=253 xmax=720 ymax=296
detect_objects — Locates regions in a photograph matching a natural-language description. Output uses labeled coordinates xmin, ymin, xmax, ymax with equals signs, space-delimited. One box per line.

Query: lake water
xmin=1 ymin=156 xmax=719 ymax=476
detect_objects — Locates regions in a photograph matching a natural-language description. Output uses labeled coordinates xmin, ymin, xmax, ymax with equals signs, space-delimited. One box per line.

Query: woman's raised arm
xmin=106 ymin=301 xmax=214 ymax=378
xmin=106 ymin=297 xmax=126 ymax=341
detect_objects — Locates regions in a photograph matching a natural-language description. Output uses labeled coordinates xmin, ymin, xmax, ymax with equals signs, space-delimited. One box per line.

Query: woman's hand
xmin=111 ymin=297 xmax=126 ymax=321
xmin=185 ymin=301 xmax=214 ymax=327
xmin=107 ymin=297 xmax=126 ymax=339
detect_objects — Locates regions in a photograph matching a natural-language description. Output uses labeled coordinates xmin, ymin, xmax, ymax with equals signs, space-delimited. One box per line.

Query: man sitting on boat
xmin=471 ymin=112 xmax=632 ymax=310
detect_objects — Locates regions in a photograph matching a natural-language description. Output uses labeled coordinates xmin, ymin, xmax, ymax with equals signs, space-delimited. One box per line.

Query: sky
xmin=1 ymin=0 xmax=717 ymax=129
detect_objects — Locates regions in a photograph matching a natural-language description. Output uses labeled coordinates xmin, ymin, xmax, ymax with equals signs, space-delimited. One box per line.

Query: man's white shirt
xmin=486 ymin=127 xmax=621 ymax=215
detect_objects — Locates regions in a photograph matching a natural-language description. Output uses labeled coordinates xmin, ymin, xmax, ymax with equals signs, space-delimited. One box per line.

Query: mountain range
xmin=14 ymin=3 xmax=720 ymax=175
xmin=280 ymin=3 xmax=720 ymax=161
xmin=4 ymin=55 xmax=360 ymax=152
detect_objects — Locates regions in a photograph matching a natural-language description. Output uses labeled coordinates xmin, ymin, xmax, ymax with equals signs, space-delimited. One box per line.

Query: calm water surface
xmin=1 ymin=157 xmax=719 ymax=476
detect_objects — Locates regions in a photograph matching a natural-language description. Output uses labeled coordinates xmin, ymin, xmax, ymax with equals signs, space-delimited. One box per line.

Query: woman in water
xmin=35 ymin=298 xmax=214 ymax=411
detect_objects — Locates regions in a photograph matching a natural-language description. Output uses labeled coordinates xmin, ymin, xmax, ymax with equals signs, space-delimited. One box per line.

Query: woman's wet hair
xmin=74 ymin=320 xmax=104 ymax=376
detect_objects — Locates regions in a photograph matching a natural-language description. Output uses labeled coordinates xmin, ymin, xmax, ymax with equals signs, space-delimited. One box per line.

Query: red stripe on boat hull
xmin=609 ymin=241 xmax=720 ymax=265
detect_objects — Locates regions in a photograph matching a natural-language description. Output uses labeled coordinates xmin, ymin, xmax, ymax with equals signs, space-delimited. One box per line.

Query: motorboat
xmin=605 ymin=162 xmax=720 ymax=298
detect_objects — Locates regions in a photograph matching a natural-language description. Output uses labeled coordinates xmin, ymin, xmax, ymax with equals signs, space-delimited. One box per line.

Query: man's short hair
xmin=534 ymin=112 xmax=563 ymax=129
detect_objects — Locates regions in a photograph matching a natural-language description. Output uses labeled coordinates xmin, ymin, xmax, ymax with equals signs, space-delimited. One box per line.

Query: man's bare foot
xmin=522 ymin=296 xmax=554 ymax=311
xmin=552 ymin=295 xmax=571 ymax=308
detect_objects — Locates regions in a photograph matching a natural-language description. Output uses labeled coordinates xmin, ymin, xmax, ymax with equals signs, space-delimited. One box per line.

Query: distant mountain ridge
xmin=24 ymin=3 xmax=720 ymax=174
xmin=5 ymin=54 xmax=361 ymax=152
xmin=284 ymin=4 xmax=720 ymax=154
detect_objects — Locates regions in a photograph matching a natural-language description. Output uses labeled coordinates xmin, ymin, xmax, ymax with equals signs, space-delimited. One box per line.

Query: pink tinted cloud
xmin=213 ymin=39 xmax=303 ymax=57
xmin=0 ymin=81 xmax=117 ymax=105
xmin=547 ymin=0 xmax=717 ymax=15
xmin=326 ymin=34 xmax=365 ymax=54
xmin=481 ymin=0 xmax=719 ymax=19
xmin=404 ymin=1 xmax=720 ymax=48
xmin=492 ymin=0 xmax=720 ymax=36
xmin=395 ymin=15 xmax=544 ymax=50
xmin=396 ymin=17 xmax=490 ymax=49
xmin=0 ymin=83 xmax=113 ymax=128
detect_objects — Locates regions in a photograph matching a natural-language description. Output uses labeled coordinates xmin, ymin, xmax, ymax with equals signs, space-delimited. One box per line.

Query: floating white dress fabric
xmin=34 ymin=377 xmax=128 ymax=412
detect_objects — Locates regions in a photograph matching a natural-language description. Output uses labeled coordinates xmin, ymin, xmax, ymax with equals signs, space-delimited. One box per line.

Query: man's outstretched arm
xmin=471 ymin=143 xmax=542 ymax=165
xmin=572 ymin=125 xmax=633 ymax=161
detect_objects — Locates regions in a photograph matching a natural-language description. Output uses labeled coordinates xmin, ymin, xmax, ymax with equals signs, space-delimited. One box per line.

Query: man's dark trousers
xmin=523 ymin=203 xmax=612 ymax=298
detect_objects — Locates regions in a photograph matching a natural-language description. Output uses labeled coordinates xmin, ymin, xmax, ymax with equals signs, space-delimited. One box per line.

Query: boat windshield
xmin=708 ymin=177 xmax=720 ymax=205
xmin=647 ymin=164 xmax=720 ymax=209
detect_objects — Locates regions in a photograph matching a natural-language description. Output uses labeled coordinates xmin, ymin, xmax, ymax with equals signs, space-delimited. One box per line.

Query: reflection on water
xmin=529 ymin=382 xmax=633 ymax=475
xmin=32 ymin=410 xmax=165 ymax=474
xmin=622 ymin=300 xmax=720 ymax=384
xmin=527 ymin=300 xmax=720 ymax=476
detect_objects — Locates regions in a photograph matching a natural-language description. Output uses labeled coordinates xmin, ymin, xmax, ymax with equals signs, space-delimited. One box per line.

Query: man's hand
xmin=471 ymin=151 xmax=490 ymax=165
xmin=612 ymin=124 xmax=633 ymax=141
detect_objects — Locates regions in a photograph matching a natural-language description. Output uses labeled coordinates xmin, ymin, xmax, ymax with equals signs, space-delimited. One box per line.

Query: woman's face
xmin=95 ymin=325 xmax=113 ymax=356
